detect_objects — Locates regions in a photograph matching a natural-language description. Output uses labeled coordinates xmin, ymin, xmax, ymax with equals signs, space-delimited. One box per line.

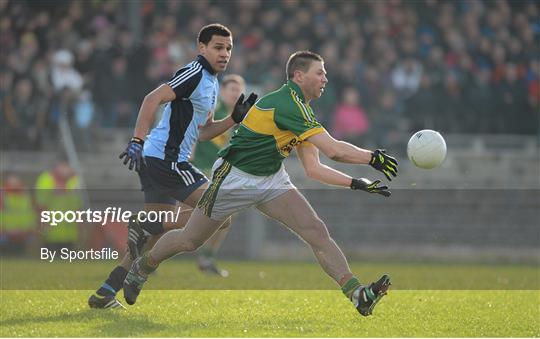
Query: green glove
xmin=369 ymin=149 xmax=398 ymax=181
xmin=231 ymin=92 xmax=258 ymax=123
xmin=350 ymin=178 xmax=391 ymax=197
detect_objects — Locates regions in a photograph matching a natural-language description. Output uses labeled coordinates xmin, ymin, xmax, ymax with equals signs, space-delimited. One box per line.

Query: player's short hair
xmin=286 ymin=51 xmax=324 ymax=80
xmin=221 ymin=74 xmax=245 ymax=88
xmin=198 ymin=24 xmax=232 ymax=45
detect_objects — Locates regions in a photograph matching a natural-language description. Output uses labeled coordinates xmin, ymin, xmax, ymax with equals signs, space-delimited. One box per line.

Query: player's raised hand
xmin=119 ymin=137 xmax=145 ymax=171
xmin=231 ymin=92 xmax=258 ymax=123
xmin=369 ymin=149 xmax=398 ymax=181
xmin=350 ymin=178 xmax=391 ymax=197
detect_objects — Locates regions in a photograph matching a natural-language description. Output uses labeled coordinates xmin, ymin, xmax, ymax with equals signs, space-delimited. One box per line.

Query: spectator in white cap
xmin=51 ymin=49 xmax=83 ymax=93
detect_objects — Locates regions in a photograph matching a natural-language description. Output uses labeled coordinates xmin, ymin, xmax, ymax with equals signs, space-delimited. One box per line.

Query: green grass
xmin=1 ymin=259 xmax=539 ymax=337
xmin=1 ymin=290 xmax=538 ymax=337
xmin=2 ymin=259 xmax=539 ymax=290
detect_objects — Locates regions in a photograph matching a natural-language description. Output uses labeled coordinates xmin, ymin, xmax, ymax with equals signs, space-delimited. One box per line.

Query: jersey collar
xmin=286 ymin=80 xmax=306 ymax=103
xmin=197 ymin=55 xmax=217 ymax=75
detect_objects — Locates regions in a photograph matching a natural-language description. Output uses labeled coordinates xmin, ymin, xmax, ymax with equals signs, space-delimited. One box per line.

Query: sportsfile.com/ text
xmin=40 ymin=207 xmax=182 ymax=226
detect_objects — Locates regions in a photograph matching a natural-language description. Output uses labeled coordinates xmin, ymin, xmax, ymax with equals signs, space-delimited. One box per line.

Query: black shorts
xmin=137 ymin=156 xmax=208 ymax=205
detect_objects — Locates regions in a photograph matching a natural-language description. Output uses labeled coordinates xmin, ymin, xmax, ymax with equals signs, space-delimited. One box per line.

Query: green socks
xmin=341 ymin=277 xmax=361 ymax=299
xmin=200 ymin=247 xmax=215 ymax=258
xmin=139 ymin=253 xmax=158 ymax=275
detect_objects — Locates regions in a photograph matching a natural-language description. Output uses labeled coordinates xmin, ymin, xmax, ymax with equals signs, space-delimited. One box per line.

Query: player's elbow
xmin=142 ymin=93 xmax=160 ymax=108
xmin=198 ymin=131 xmax=210 ymax=141
xmin=198 ymin=127 xmax=214 ymax=141
xmin=324 ymin=147 xmax=344 ymax=161
xmin=303 ymin=165 xmax=321 ymax=180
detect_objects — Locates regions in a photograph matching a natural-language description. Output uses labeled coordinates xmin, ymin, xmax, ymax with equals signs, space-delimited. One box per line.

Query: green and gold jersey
xmin=192 ymin=100 xmax=231 ymax=173
xmin=218 ymin=80 xmax=325 ymax=176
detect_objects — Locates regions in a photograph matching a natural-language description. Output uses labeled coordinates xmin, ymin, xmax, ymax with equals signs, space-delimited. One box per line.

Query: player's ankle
xmin=338 ymin=273 xmax=354 ymax=286
xmin=140 ymin=253 xmax=159 ymax=274
xmin=96 ymin=283 xmax=117 ymax=297
xmin=341 ymin=277 xmax=361 ymax=299
xmin=96 ymin=289 xmax=115 ymax=297
xmin=199 ymin=248 xmax=215 ymax=259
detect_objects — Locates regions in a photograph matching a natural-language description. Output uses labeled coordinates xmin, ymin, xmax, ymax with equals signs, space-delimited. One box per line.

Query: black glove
xmin=369 ymin=149 xmax=398 ymax=181
xmin=350 ymin=178 xmax=391 ymax=197
xmin=231 ymin=92 xmax=258 ymax=123
xmin=119 ymin=137 xmax=145 ymax=171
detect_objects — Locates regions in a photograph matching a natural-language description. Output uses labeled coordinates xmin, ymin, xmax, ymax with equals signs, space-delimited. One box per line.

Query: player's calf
xmin=127 ymin=213 xmax=167 ymax=260
xmin=127 ymin=216 xmax=148 ymax=260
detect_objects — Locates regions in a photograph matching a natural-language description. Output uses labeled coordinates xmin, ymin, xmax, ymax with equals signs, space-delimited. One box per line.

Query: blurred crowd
xmin=1 ymin=159 xmax=128 ymax=255
xmin=1 ymin=160 xmax=80 ymax=255
xmin=1 ymin=0 xmax=538 ymax=151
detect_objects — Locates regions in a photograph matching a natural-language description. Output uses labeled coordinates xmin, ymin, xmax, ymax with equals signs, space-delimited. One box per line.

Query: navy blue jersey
xmin=144 ymin=55 xmax=219 ymax=162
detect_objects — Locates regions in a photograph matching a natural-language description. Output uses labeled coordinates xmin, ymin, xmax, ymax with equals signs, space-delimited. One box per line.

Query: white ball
xmin=407 ymin=129 xmax=447 ymax=169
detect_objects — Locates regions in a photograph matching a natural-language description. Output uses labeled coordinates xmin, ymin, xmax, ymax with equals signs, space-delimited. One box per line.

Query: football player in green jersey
xmin=192 ymin=74 xmax=246 ymax=276
xmin=124 ymin=51 xmax=399 ymax=317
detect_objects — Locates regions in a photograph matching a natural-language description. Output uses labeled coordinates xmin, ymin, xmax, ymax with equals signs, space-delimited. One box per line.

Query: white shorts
xmin=197 ymin=158 xmax=296 ymax=221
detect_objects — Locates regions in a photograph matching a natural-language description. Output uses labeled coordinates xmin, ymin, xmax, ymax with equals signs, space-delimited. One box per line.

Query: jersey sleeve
xmin=166 ymin=63 xmax=202 ymax=99
xmin=275 ymin=100 xmax=325 ymax=141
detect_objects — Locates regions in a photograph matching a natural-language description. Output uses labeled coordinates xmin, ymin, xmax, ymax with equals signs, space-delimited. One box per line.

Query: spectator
xmin=391 ymin=57 xmax=423 ymax=100
xmin=331 ymin=87 xmax=370 ymax=143
xmin=371 ymin=90 xmax=405 ymax=150
xmin=464 ymin=67 xmax=496 ymax=133
xmin=35 ymin=160 xmax=82 ymax=251
xmin=49 ymin=49 xmax=84 ymax=128
xmin=51 ymin=49 xmax=83 ymax=94
xmin=439 ymin=71 xmax=468 ymax=133
xmin=1 ymin=77 xmax=46 ymax=149
xmin=100 ymin=55 xmax=135 ymax=127
xmin=0 ymin=174 xmax=37 ymax=255
xmin=73 ymin=89 xmax=95 ymax=150
xmin=495 ymin=62 xmax=529 ymax=133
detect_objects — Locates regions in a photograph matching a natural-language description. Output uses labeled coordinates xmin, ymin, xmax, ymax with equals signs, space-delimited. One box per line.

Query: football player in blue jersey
xmin=88 ymin=23 xmax=257 ymax=309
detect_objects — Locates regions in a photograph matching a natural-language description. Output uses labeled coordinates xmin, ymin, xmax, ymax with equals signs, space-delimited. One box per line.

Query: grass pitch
xmin=1 ymin=259 xmax=539 ymax=337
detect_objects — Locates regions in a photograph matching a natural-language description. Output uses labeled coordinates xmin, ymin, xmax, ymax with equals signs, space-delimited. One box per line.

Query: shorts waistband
xmin=220 ymin=158 xmax=278 ymax=179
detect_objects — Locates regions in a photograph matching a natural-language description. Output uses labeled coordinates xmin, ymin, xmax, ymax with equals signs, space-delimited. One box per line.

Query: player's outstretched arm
xmin=307 ymin=131 xmax=372 ymax=164
xmin=197 ymin=115 xmax=235 ymax=141
xmin=307 ymin=131 xmax=398 ymax=181
xmin=119 ymin=84 xmax=176 ymax=171
xmin=297 ymin=142 xmax=391 ymax=196
xmin=297 ymin=142 xmax=353 ymax=187
xmin=198 ymin=92 xmax=257 ymax=141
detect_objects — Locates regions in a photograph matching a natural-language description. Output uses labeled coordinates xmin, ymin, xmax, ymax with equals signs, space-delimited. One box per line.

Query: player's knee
xmin=181 ymin=238 xmax=204 ymax=252
xmin=218 ymin=217 xmax=232 ymax=230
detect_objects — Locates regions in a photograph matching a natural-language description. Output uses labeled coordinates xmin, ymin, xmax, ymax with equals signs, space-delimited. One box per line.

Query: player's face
xmin=199 ymin=35 xmax=233 ymax=74
xmin=220 ymin=81 xmax=244 ymax=107
xmin=303 ymin=61 xmax=328 ymax=100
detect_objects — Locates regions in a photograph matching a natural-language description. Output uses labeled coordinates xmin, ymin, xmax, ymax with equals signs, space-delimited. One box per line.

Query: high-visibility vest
xmin=1 ymin=190 xmax=36 ymax=232
xmin=35 ymin=171 xmax=81 ymax=243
